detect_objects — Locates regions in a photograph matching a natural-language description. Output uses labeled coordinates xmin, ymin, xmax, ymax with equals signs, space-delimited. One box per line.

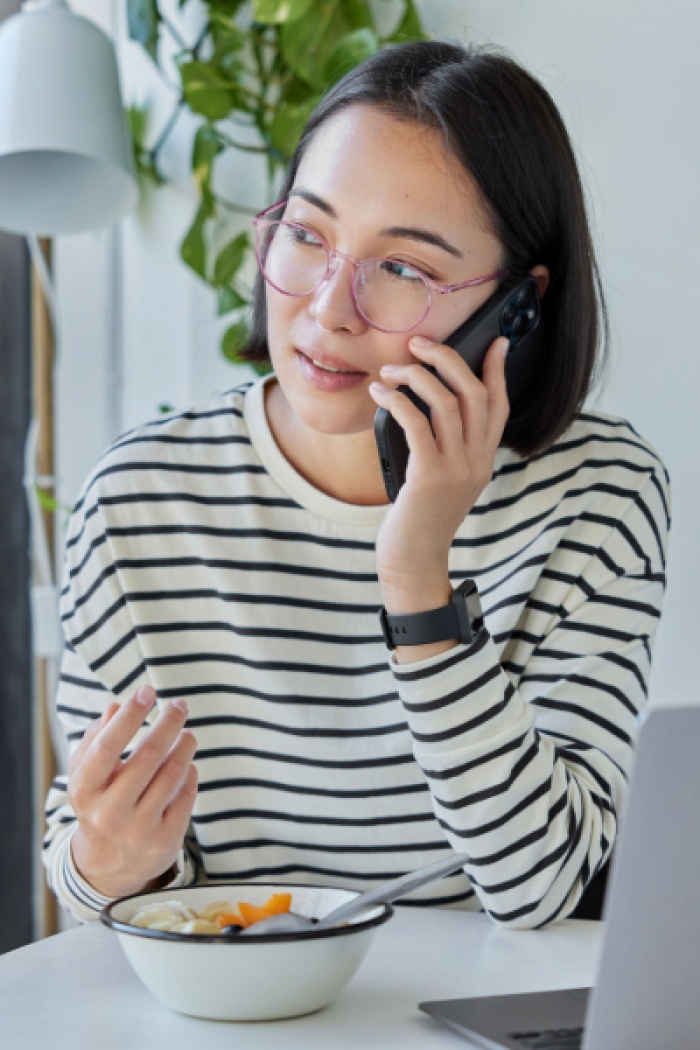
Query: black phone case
xmin=374 ymin=275 xmax=545 ymax=502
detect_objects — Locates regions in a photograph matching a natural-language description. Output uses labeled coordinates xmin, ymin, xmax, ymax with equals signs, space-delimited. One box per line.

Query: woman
xmin=44 ymin=41 xmax=670 ymax=928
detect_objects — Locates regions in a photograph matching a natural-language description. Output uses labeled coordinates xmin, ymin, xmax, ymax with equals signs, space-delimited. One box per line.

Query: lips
xmin=295 ymin=350 xmax=369 ymax=392
xmin=297 ymin=349 xmax=367 ymax=375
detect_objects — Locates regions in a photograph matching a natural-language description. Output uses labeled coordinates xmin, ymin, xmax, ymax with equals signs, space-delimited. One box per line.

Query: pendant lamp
xmin=0 ymin=0 xmax=138 ymax=236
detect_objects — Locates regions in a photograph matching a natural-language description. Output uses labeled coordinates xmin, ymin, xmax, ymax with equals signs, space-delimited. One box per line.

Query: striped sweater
xmin=44 ymin=374 xmax=671 ymax=928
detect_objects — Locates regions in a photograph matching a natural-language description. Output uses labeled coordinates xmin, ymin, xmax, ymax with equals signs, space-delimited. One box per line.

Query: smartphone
xmin=373 ymin=274 xmax=545 ymax=502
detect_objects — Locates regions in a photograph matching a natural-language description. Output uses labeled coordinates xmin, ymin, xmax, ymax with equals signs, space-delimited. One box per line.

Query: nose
xmin=307 ymin=252 xmax=368 ymax=334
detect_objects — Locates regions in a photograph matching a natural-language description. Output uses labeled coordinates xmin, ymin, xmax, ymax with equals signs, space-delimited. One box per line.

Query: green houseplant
xmin=126 ymin=0 xmax=428 ymax=373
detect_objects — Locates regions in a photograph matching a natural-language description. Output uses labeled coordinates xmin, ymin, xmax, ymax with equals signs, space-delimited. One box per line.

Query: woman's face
xmin=264 ymin=104 xmax=507 ymax=438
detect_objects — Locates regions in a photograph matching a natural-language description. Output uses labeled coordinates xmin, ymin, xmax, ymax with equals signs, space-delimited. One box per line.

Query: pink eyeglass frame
xmin=252 ymin=199 xmax=509 ymax=334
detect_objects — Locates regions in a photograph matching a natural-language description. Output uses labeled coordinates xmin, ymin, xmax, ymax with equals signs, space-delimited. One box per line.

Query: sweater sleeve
xmin=43 ymin=470 xmax=201 ymax=922
xmin=43 ymin=643 xmax=201 ymax=922
xmin=389 ymin=467 xmax=670 ymax=928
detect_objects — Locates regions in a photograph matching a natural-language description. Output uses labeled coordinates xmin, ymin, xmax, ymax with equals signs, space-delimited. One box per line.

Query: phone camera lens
xmin=517 ymin=286 xmax=533 ymax=308
xmin=502 ymin=302 xmax=518 ymax=326
xmin=512 ymin=315 xmax=530 ymax=338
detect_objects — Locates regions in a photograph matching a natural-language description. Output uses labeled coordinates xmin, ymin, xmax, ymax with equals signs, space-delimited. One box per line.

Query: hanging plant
xmin=126 ymin=0 xmax=428 ymax=374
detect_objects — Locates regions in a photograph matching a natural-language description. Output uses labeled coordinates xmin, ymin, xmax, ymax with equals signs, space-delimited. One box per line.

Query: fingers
xmin=137 ymin=727 xmax=198 ymax=819
xmin=109 ymin=698 xmax=191 ymax=812
xmin=66 ymin=685 xmax=198 ymax=899
xmin=68 ymin=701 xmax=119 ymax=776
xmin=372 ymin=335 xmax=510 ymax=457
xmin=409 ymin=334 xmax=509 ymax=448
xmin=71 ymin=685 xmax=158 ymax=796
xmin=370 ymin=375 xmax=446 ymax=469
xmin=161 ymin=763 xmax=199 ymax=840
xmin=480 ymin=336 xmax=511 ymax=448
xmin=377 ymin=361 xmax=465 ymax=458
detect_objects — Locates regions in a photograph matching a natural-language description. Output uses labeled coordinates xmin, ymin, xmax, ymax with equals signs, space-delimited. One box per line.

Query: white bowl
xmin=101 ymin=882 xmax=392 ymax=1021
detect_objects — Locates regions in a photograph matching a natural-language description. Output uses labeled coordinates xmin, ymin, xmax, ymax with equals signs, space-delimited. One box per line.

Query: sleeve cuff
xmin=56 ymin=831 xmax=189 ymax=923
xmin=388 ymin=626 xmax=488 ymax=674
xmin=391 ymin=628 xmax=531 ymax=756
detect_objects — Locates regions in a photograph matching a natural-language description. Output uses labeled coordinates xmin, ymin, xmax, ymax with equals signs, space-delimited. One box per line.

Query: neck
xmin=264 ymin=377 xmax=390 ymax=506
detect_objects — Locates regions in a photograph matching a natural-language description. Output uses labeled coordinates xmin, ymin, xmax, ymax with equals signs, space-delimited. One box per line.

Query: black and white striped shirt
xmin=44 ymin=374 xmax=671 ymax=927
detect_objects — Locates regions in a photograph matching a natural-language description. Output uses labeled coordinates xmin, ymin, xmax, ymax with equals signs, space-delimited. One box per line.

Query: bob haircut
xmin=239 ymin=40 xmax=608 ymax=457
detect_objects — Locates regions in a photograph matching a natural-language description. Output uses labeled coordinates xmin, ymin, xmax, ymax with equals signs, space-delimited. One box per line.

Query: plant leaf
xmin=213 ymin=231 xmax=249 ymax=286
xmin=180 ymin=61 xmax=237 ymax=120
xmin=279 ymin=3 xmax=341 ymax=88
xmin=180 ymin=202 xmax=210 ymax=280
xmin=192 ymin=124 xmax=224 ymax=183
xmin=221 ymin=319 xmax=250 ymax=362
xmin=128 ymin=104 xmax=148 ymax=148
xmin=386 ymin=0 xmax=429 ymax=43
xmin=135 ymin=149 xmax=165 ymax=187
xmin=343 ymin=0 xmax=373 ymax=31
xmin=192 ymin=124 xmax=224 ymax=169
xmin=204 ymin=0 xmax=247 ymax=13
xmin=268 ymin=96 xmax=320 ymax=159
xmin=217 ymin=286 xmax=248 ymax=316
xmin=209 ymin=9 xmax=247 ymax=51
xmin=322 ymin=27 xmax=379 ymax=88
xmin=35 ymin=487 xmax=72 ymax=515
xmin=279 ymin=74 xmax=314 ymax=106
xmin=253 ymin=0 xmax=312 ymax=25
xmin=127 ymin=0 xmax=161 ymax=61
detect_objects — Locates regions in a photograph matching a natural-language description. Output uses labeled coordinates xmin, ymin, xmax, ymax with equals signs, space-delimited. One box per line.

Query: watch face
xmin=378 ymin=580 xmax=482 ymax=650
xmin=461 ymin=580 xmax=484 ymax=635
xmin=378 ymin=605 xmax=396 ymax=650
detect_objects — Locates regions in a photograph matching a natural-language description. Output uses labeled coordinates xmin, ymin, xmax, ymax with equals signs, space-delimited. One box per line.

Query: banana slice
xmin=170 ymin=919 xmax=220 ymax=935
xmin=199 ymin=901 xmax=238 ymax=921
xmin=130 ymin=900 xmax=196 ymax=928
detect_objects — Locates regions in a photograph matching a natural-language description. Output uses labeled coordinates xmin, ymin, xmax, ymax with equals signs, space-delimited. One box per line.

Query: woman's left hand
xmin=369 ymin=333 xmax=511 ymax=607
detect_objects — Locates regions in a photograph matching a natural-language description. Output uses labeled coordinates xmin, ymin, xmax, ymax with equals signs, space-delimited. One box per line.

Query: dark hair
xmin=240 ymin=40 xmax=608 ymax=457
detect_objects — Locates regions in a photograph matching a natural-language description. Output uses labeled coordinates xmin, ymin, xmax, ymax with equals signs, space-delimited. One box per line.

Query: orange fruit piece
xmin=237 ymin=901 xmax=274 ymax=926
xmin=215 ymin=911 xmax=244 ymax=929
xmin=263 ymin=892 xmax=292 ymax=914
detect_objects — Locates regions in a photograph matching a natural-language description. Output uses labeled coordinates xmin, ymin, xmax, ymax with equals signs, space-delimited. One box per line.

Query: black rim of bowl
xmin=100 ymin=882 xmax=395 ymax=944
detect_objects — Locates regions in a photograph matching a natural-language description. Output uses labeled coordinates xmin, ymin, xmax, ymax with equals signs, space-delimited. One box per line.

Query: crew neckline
xmin=244 ymin=373 xmax=391 ymax=527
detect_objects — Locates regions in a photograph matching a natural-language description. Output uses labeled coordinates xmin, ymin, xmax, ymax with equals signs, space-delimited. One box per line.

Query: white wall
xmin=55 ymin=1 xmax=699 ymax=707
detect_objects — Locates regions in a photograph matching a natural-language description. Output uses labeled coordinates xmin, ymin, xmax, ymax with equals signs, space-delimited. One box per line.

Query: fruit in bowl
xmin=101 ymin=882 xmax=392 ymax=1021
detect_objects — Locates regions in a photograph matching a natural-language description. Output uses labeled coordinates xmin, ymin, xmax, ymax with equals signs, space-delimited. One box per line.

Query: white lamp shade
xmin=0 ymin=2 xmax=139 ymax=236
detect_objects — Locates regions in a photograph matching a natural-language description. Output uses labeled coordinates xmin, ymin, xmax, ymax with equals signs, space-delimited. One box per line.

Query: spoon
xmin=237 ymin=850 xmax=471 ymax=937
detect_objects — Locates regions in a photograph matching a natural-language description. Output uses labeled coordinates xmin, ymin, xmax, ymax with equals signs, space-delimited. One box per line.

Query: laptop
xmin=420 ymin=705 xmax=700 ymax=1050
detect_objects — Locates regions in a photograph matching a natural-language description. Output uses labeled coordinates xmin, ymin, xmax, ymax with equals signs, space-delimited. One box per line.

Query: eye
xmin=380 ymin=259 xmax=431 ymax=284
xmin=286 ymin=223 xmax=325 ymax=249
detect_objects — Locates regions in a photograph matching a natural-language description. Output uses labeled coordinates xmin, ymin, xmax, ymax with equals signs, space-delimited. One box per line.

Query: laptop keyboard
xmin=509 ymin=1027 xmax=584 ymax=1049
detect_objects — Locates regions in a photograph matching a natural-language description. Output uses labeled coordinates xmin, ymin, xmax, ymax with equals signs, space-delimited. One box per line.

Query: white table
xmin=0 ymin=908 xmax=602 ymax=1048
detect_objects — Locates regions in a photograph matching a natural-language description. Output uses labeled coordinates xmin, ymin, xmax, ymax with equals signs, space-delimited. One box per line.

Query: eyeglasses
xmin=252 ymin=200 xmax=509 ymax=334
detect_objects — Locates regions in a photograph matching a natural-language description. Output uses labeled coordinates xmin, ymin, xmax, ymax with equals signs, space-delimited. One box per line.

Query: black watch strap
xmin=379 ymin=579 xmax=481 ymax=651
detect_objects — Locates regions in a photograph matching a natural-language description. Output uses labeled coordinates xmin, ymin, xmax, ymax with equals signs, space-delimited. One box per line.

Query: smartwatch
xmin=379 ymin=578 xmax=483 ymax=651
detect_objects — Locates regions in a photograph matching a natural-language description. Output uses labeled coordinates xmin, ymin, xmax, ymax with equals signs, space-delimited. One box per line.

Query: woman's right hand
xmin=68 ymin=685 xmax=198 ymax=899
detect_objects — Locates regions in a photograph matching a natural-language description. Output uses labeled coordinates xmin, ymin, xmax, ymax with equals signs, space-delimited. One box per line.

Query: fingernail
xmin=137 ymin=686 xmax=155 ymax=707
xmin=380 ymin=363 xmax=399 ymax=373
xmin=172 ymin=698 xmax=189 ymax=716
xmin=369 ymin=381 xmax=389 ymax=394
xmin=410 ymin=336 xmax=432 ymax=349
xmin=499 ymin=337 xmax=510 ymax=357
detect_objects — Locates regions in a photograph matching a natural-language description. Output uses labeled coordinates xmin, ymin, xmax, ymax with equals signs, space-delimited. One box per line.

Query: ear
xmin=530 ymin=264 xmax=550 ymax=298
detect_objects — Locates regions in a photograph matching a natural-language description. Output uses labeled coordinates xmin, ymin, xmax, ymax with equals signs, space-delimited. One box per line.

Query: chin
xmin=272 ymin=367 xmax=375 ymax=438
xmin=296 ymin=401 xmax=375 ymax=437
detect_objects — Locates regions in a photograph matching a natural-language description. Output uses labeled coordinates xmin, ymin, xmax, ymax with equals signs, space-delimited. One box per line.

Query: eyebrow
xmin=288 ymin=188 xmax=464 ymax=260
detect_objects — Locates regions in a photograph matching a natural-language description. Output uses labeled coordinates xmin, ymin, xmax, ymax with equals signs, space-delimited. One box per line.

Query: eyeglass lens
xmin=256 ymin=220 xmax=430 ymax=332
